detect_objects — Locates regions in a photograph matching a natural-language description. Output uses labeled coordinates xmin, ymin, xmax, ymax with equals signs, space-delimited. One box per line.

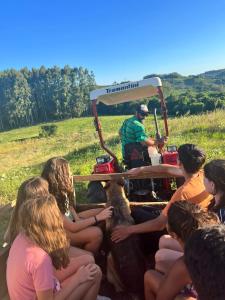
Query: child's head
xmin=167 ymin=201 xmax=219 ymax=245
xmin=184 ymin=225 xmax=225 ymax=300
xmin=178 ymin=144 xmax=206 ymax=174
xmin=19 ymin=194 xmax=70 ymax=269
xmin=4 ymin=177 xmax=49 ymax=244
xmin=41 ymin=157 xmax=75 ymax=214
xmin=204 ymin=159 xmax=225 ymax=208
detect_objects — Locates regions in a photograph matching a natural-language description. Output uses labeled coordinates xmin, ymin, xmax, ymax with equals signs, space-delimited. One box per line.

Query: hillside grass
xmin=0 ymin=110 xmax=225 ymax=243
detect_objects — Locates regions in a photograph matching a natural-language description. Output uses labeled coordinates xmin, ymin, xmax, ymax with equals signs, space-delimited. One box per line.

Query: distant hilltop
xmin=143 ymin=68 xmax=225 ymax=93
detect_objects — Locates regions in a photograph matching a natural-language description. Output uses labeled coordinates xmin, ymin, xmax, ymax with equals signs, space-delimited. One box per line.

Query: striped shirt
xmin=120 ymin=116 xmax=148 ymax=158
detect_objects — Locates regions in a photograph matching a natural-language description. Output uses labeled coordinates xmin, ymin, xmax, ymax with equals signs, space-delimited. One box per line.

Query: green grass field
xmin=0 ymin=110 xmax=225 ymax=243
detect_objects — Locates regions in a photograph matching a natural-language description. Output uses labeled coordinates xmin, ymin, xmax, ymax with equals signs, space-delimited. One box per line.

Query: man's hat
xmin=136 ymin=104 xmax=149 ymax=115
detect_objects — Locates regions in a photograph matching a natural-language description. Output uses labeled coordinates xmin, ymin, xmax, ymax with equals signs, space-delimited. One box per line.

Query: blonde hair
xmin=4 ymin=177 xmax=49 ymax=245
xmin=19 ymin=194 xmax=70 ymax=269
xmin=42 ymin=157 xmax=75 ymax=214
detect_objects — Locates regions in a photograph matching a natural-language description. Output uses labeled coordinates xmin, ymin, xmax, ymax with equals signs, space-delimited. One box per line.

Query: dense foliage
xmin=0 ymin=66 xmax=225 ymax=131
xmin=0 ymin=66 xmax=96 ymax=131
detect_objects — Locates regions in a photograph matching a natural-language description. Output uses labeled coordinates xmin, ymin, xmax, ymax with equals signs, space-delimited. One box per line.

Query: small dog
xmin=105 ymin=179 xmax=145 ymax=296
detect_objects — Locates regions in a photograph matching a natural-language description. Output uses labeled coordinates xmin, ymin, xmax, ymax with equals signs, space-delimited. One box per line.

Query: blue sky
xmin=0 ymin=0 xmax=225 ymax=85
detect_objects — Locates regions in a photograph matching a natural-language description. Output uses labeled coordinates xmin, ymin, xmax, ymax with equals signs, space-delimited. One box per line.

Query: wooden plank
xmin=73 ymin=172 xmax=181 ymax=182
xmin=76 ymin=201 xmax=167 ymax=212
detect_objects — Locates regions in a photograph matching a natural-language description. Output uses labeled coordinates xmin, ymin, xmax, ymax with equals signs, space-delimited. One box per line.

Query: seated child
xmin=4 ymin=177 xmax=95 ymax=284
xmin=6 ymin=195 xmax=102 ymax=300
xmin=185 ymin=225 xmax=225 ymax=300
xmin=155 ymin=158 xmax=225 ymax=274
xmin=204 ymin=159 xmax=225 ymax=221
xmin=144 ymin=201 xmax=219 ymax=300
xmin=42 ymin=157 xmax=113 ymax=254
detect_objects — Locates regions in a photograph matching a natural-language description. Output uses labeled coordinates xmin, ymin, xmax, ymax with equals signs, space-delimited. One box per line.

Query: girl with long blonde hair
xmin=7 ymin=195 xmax=102 ymax=300
xmin=4 ymin=176 xmax=49 ymax=245
xmin=4 ymin=177 xmax=96 ymax=286
xmin=42 ymin=157 xmax=113 ymax=253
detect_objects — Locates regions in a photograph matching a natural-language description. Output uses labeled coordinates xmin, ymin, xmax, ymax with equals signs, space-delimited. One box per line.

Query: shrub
xmin=39 ymin=124 xmax=57 ymax=137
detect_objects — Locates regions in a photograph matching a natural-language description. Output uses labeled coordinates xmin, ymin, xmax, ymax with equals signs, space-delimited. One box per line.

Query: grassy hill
xmin=0 ymin=110 xmax=225 ymax=243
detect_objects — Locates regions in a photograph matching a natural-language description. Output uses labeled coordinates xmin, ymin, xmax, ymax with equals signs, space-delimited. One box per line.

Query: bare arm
xmin=127 ymin=164 xmax=183 ymax=178
xmin=156 ymin=258 xmax=191 ymax=300
xmin=78 ymin=208 xmax=104 ymax=219
xmin=63 ymin=207 xmax=112 ymax=233
xmin=111 ymin=213 xmax=167 ymax=242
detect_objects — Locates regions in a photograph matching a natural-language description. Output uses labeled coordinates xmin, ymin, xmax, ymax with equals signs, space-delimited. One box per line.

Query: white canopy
xmin=90 ymin=77 xmax=162 ymax=105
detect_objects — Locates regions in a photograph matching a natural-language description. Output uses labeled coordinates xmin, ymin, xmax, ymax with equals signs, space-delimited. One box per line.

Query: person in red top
xmin=111 ymin=144 xmax=213 ymax=254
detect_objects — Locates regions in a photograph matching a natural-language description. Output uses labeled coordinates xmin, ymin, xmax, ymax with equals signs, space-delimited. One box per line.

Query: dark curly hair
xmin=185 ymin=225 xmax=225 ymax=300
xmin=178 ymin=144 xmax=206 ymax=174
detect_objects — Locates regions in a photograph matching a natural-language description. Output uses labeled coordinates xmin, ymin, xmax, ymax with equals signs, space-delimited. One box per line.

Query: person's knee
xmin=92 ymin=227 xmax=103 ymax=244
xmin=79 ymin=254 xmax=95 ymax=265
xmin=158 ymin=234 xmax=171 ymax=249
xmin=155 ymin=249 xmax=167 ymax=263
xmin=94 ymin=264 xmax=102 ymax=281
xmin=144 ymin=270 xmax=153 ymax=286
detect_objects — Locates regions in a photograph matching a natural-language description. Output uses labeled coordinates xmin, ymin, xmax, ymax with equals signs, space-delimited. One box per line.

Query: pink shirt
xmin=7 ymin=234 xmax=55 ymax=300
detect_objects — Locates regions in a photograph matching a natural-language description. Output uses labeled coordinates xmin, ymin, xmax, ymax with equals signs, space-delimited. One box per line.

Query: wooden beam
xmin=76 ymin=201 xmax=167 ymax=212
xmin=73 ymin=172 xmax=182 ymax=182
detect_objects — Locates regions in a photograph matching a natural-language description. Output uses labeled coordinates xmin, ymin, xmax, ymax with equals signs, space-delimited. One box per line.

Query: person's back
xmin=120 ymin=115 xmax=148 ymax=159
xmin=7 ymin=233 xmax=55 ymax=300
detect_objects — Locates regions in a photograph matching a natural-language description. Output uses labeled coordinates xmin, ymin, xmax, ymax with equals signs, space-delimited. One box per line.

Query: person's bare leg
xmin=144 ymin=270 xmax=163 ymax=300
xmin=69 ymin=245 xmax=94 ymax=258
xmin=155 ymin=249 xmax=183 ymax=274
xmin=81 ymin=265 xmax=102 ymax=300
xmin=61 ymin=265 xmax=102 ymax=300
xmin=159 ymin=235 xmax=183 ymax=251
xmin=55 ymin=254 xmax=95 ymax=283
xmin=68 ymin=226 xmax=103 ymax=254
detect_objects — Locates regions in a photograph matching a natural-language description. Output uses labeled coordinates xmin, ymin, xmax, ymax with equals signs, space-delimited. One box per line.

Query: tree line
xmin=97 ymin=91 xmax=225 ymax=116
xmin=0 ymin=66 xmax=96 ymax=131
xmin=0 ymin=66 xmax=225 ymax=131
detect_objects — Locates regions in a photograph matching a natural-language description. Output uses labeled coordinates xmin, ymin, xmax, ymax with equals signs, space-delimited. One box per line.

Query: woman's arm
xmin=127 ymin=164 xmax=183 ymax=177
xmin=156 ymin=258 xmax=191 ymax=300
xmin=78 ymin=208 xmax=104 ymax=219
xmin=63 ymin=207 xmax=112 ymax=233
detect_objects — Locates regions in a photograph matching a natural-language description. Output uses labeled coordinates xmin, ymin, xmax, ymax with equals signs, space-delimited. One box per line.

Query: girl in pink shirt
xmin=4 ymin=177 xmax=96 ymax=282
xmin=7 ymin=195 xmax=102 ymax=300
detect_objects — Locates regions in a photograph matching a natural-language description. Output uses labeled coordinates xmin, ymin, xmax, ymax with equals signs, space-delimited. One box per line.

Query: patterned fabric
xmin=120 ymin=116 xmax=148 ymax=158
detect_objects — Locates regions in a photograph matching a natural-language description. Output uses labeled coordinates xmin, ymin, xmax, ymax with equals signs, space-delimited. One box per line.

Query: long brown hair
xmin=4 ymin=177 xmax=49 ymax=245
xmin=167 ymin=201 xmax=219 ymax=242
xmin=204 ymin=159 xmax=225 ymax=211
xmin=41 ymin=157 xmax=75 ymax=214
xmin=19 ymin=195 xmax=70 ymax=269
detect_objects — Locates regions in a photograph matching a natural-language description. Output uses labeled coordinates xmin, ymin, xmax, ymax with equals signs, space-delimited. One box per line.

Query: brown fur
xmin=105 ymin=179 xmax=134 ymax=231
xmin=105 ymin=179 xmax=145 ymax=296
